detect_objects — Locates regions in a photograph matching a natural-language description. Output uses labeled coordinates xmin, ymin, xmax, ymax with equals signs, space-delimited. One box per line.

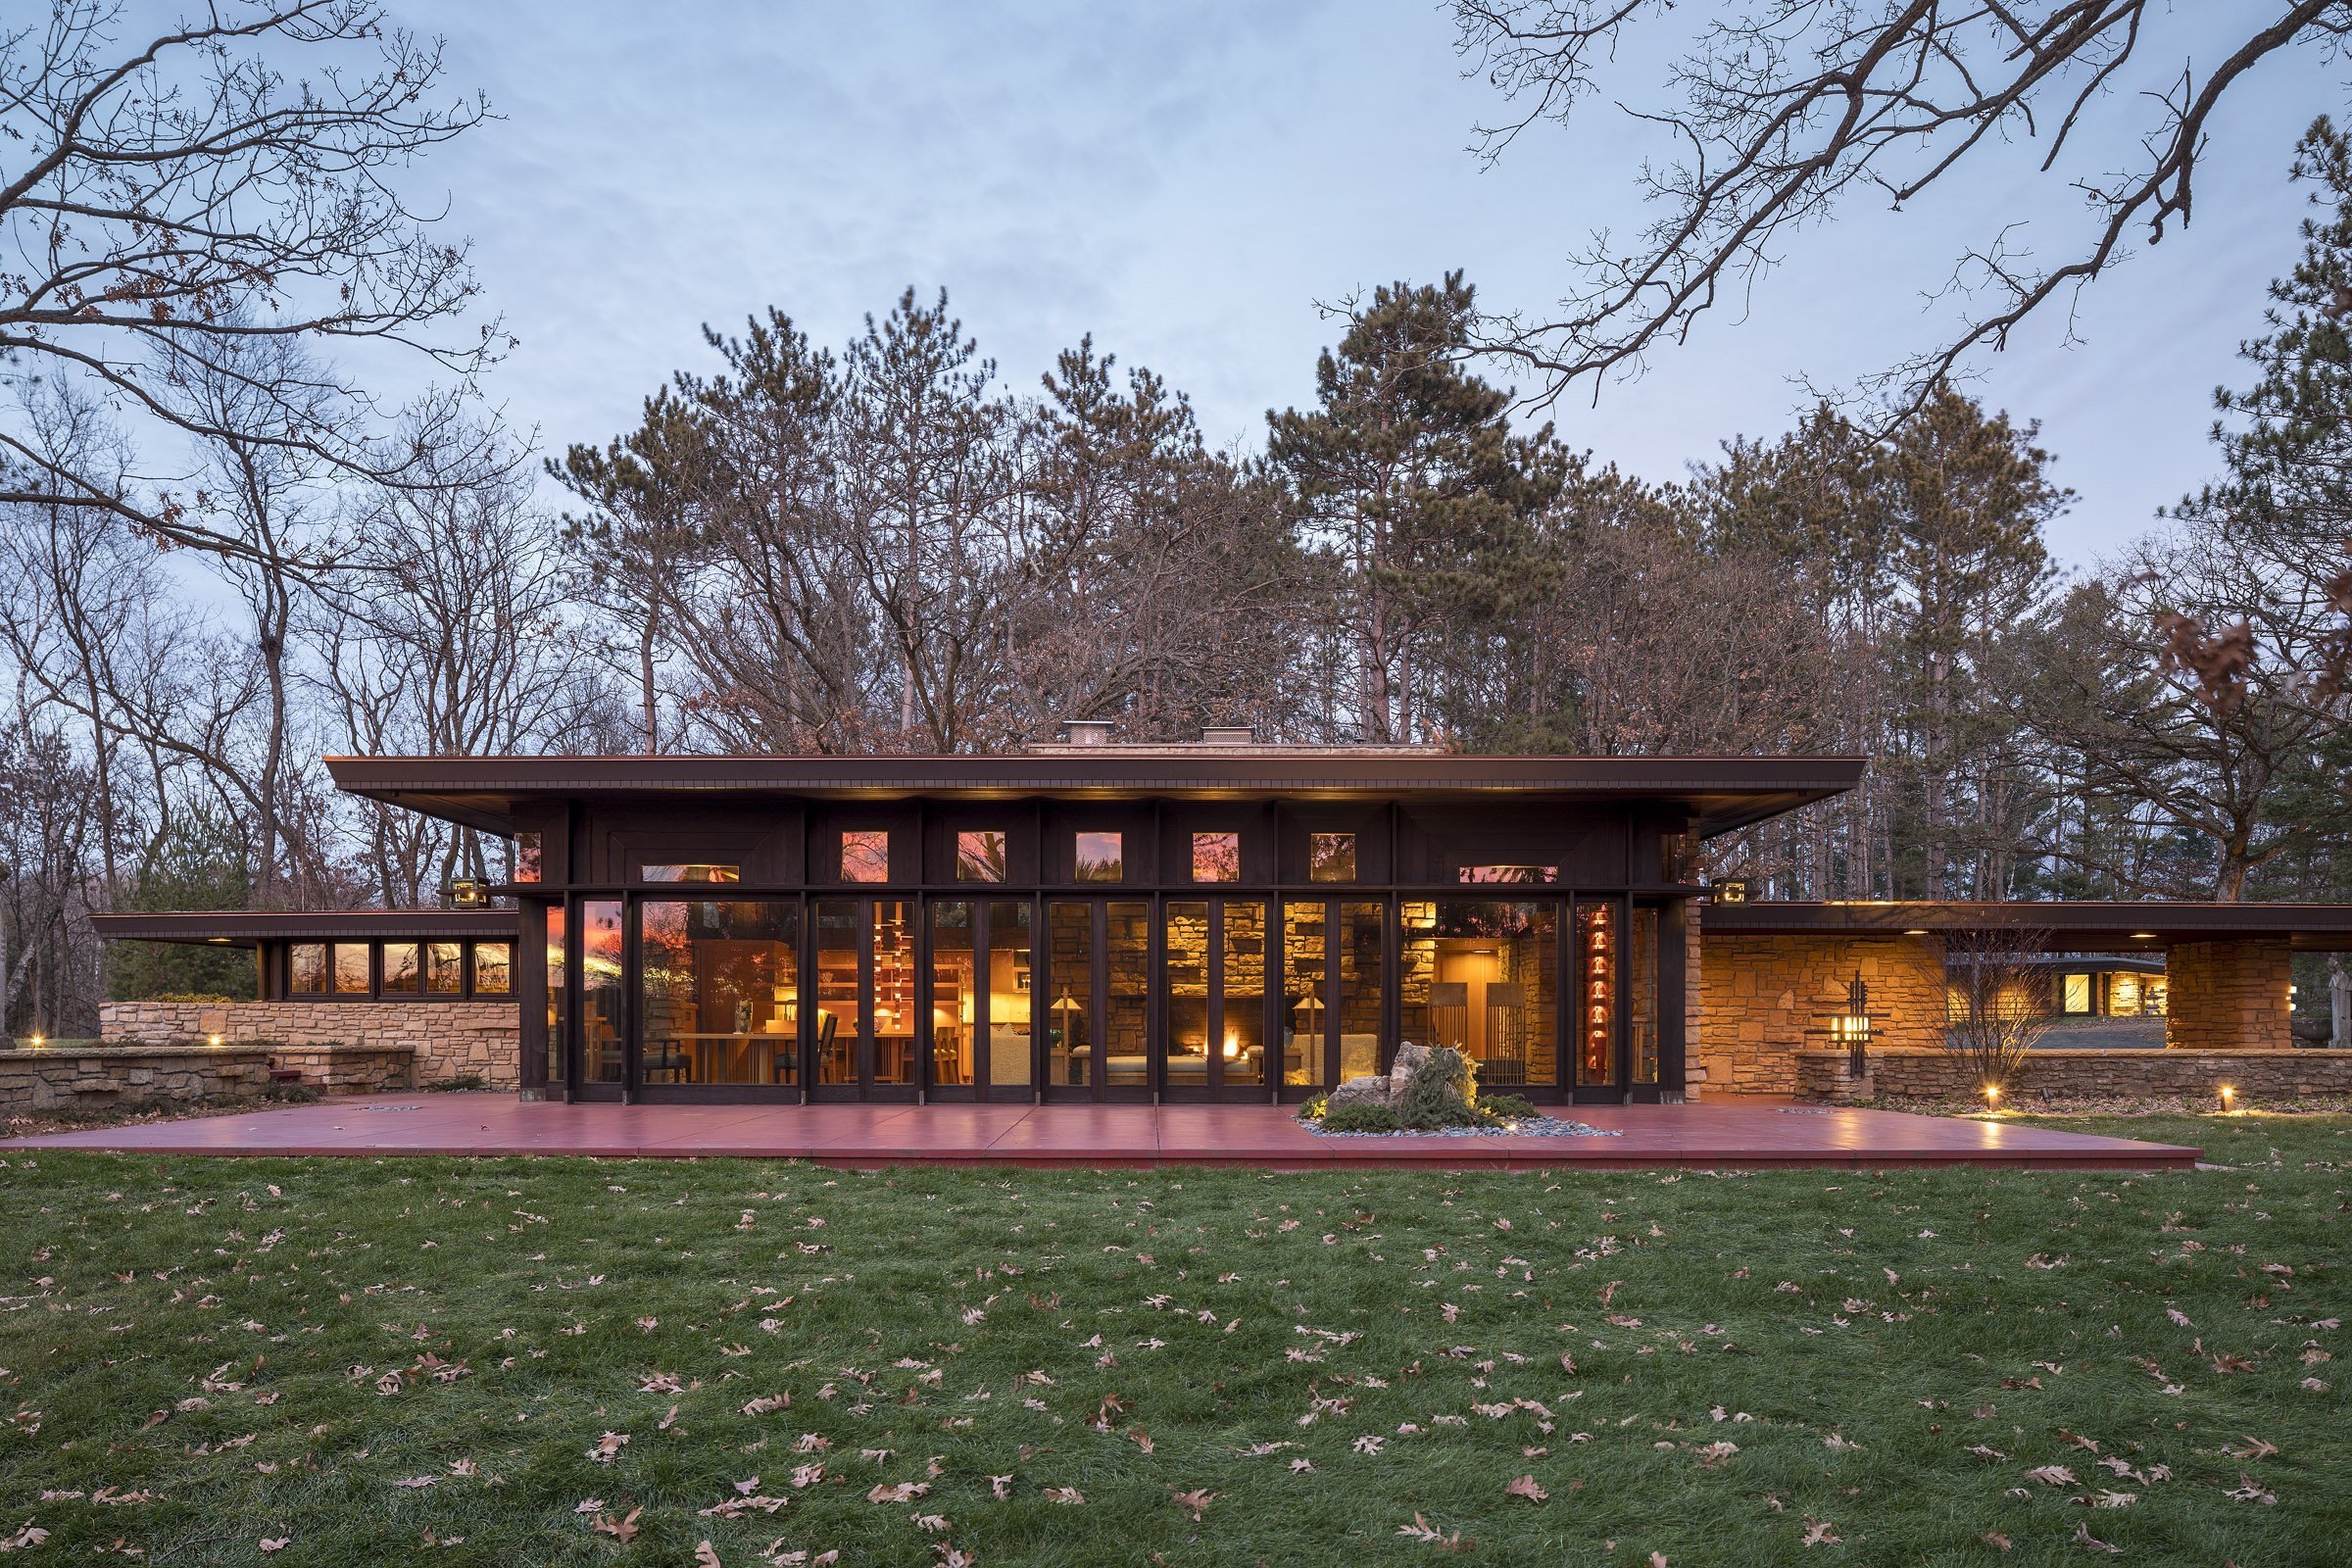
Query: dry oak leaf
xmin=2071 ymin=1523 xmax=2122 ymax=1554
xmin=1504 ymin=1475 xmax=1548 ymax=1503
xmin=591 ymin=1508 xmax=642 ymax=1543
xmin=2226 ymin=1435 xmax=2278 ymax=1461
xmin=1171 ymin=1488 xmax=1215 ymax=1521
xmin=1043 ymin=1487 xmax=1086 ymax=1505
xmin=2024 ymin=1465 xmax=2076 ymax=1487
xmin=694 ymin=1543 xmax=722 ymax=1568
xmin=259 ymin=1540 xmax=290 ymax=1554
xmin=1979 ymin=1533 xmax=2011 ymax=1551
xmin=1800 ymin=1517 xmax=1839 ymax=1546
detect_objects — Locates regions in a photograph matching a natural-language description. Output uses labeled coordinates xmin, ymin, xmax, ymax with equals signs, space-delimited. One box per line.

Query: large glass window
xmin=425 ymin=942 xmax=464 ymax=995
xmin=289 ymin=942 xmax=326 ymax=995
xmin=1221 ymin=901 xmax=1267 ymax=1086
xmin=2062 ymin=973 xmax=2092 ymax=1014
xmin=1401 ymin=902 xmax=1557 ymax=1091
xmin=473 ymin=941 xmax=513 ymax=996
xmin=1309 ymin=833 xmax=1355 ymax=882
xmin=544 ymin=907 xmax=565 ymax=1085
xmin=581 ymin=900 xmax=625 ymax=1084
xmin=514 ymin=831 xmax=542 ymax=884
xmin=956 ymin=831 xmax=1006 ymax=882
xmin=873 ymin=902 xmax=914 ymax=1085
xmin=986 ymin=901 xmax=1034 ymax=1089
xmin=332 ymin=943 xmax=371 ymax=995
xmin=1074 ymin=831 xmax=1124 ymax=882
xmin=1282 ymin=902 xmax=1327 ymax=1088
xmin=840 ymin=831 xmax=891 ymax=883
xmin=1192 ymin=832 xmax=1240 ymax=883
xmin=930 ymin=903 xmax=978 ymax=1087
xmin=1047 ymin=902 xmax=1094 ymax=1087
xmin=640 ymin=900 xmax=800 ymax=1086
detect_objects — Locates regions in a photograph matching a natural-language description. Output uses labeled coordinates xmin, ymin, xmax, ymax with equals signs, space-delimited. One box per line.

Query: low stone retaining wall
xmin=0 ymin=1041 xmax=416 ymax=1113
xmin=1796 ymin=1046 xmax=2352 ymax=1104
xmin=101 ymin=1000 xmax=516 ymax=1089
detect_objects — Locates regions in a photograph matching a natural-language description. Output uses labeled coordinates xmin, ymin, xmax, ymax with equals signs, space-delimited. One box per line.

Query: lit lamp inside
xmin=449 ymin=877 xmax=489 ymax=908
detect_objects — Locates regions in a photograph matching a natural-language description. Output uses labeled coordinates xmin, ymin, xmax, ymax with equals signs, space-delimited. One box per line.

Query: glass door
xmin=926 ymin=899 xmax=1037 ymax=1101
xmin=1043 ymin=900 xmax=1152 ymax=1102
xmin=1571 ymin=896 xmax=1626 ymax=1103
xmin=810 ymin=898 xmax=919 ymax=1101
xmin=1163 ymin=899 xmax=1271 ymax=1101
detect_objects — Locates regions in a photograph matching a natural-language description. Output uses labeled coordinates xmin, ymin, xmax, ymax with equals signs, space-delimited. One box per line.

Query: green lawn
xmin=0 ymin=1115 xmax=2343 ymax=1566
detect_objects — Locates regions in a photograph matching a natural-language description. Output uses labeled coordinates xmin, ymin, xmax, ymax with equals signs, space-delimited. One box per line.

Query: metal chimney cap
xmin=1200 ymin=725 xmax=1256 ymax=745
xmin=1062 ymin=719 xmax=1114 ymax=746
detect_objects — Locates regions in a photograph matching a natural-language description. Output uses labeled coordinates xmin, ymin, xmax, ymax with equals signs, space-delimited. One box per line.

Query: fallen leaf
xmin=1171 ymin=1488 xmax=1215 ymax=1521
xmin=1503 ymin=1475 xmax=1547 ymax=1503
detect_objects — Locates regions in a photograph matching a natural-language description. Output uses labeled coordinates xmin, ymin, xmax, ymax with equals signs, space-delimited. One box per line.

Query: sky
xmin=389 ymin=0 xmax=2348 ymax=571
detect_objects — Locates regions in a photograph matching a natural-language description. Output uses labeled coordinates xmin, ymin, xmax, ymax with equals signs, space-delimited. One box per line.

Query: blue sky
xmin=400 ymin=0 xmax=2346 ymax=568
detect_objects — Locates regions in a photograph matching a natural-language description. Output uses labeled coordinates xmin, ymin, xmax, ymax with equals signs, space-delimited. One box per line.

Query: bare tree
xmin=0 ymin=0 xmax=501 ymax=558
xmin=1449 ymin=2 xmax=2352 ymax=416
xmin=1942 ymin=924 xmax=2054 ymax=1097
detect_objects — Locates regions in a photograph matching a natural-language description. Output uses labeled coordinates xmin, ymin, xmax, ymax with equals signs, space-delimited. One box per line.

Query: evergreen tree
xmin=106 ymin=808 xmax=257 ymax=1002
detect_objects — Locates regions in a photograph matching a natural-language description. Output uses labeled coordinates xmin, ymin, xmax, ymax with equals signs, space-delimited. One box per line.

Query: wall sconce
xmin=1712 ymin=879 xmax=1749 ymax=905
xmin=449 ymin=878 xmax=490 ymax=908
xmin=1828 ymin=970 xmax=1872 ymax=1076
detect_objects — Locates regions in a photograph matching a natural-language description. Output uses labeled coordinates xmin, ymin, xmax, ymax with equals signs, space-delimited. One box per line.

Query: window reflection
xmin=581 ymin=900 xmax=625 ymax=1083
xmin=290 ymin=942 xmax=326 ymax=995
xmin=425 ymin=942 xmax=464 ymax=994
xmin=1192 ymin=832 xmax=1240 ymax=882
xmin=814 ymin=902 xmax=859 ymax=1084
xmin=472 ymin=941 xmax=513 ymax=995
xmin=640 ymin=901 xmax=800 ymax=1086
xmin=1074 ymin=831 xmax=1123 ymax=882
xmin=641 ymin=863 xmax=741 ymax=884
xmin=544 ymin=908 xmax=565 ymax=1085
xmin=332 ymin=943 xmax=370 ymax=995
xmin=1309 ymin=833 xmax=1355 ymax=882
xmin=956 ymin=831 xmax=1006 ymax=882
xmin=840 ymin=831 xmax=890 ymax=883
xmin=381 ymin=942 xmax=421 ymax=995
xmin=514 ymin=830 xmax=542 ymax=884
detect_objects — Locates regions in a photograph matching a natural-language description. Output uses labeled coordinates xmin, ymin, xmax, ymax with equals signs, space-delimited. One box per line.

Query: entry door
xmin=810 ymin=899 xmax=919 ymax=1101
xmin=1570 ymin=897 xmax=1627 ymax=1103
xmin=1161 ymin=899 xmax=1272 ymax=1101
xmin=1041 ymin=900 xmax=1152 ymax=1102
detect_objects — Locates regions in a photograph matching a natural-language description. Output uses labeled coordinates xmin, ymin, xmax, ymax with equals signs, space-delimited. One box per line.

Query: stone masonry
xmin=100 ymin=1000 xmax=518 ymax=1089
xmin=2164 ymin=940 xmax=2292 ymax=1051
xmin=1797 ymin=1045 xmax=2352 ymax=1103
xmin=0 ymin=1044 xmax=277 ymax=1111
xmin=1698 ymin=932 xmax=1947 ymax=1096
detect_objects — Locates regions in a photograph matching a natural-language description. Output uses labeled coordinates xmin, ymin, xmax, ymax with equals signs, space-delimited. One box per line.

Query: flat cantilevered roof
xmin=322 ymin=753 xmax=1869 ymax=840
xmin=90 ymin=909 xmax=519 ymax=949
xmin=1701 ymin=900 xmax=2352 ymax=952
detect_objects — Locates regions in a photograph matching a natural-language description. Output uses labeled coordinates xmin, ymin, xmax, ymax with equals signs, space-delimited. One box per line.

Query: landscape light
xmin=208 ymin=1034 xmax=223 ymax=1049
xmin=28 ymin=1034 xmax=44 ymax=1049
xmin=1982 ymin=1083 xmax=2001 ymax=1109
xmin=2219 ymin=1084 xmax=2236 ymax=1113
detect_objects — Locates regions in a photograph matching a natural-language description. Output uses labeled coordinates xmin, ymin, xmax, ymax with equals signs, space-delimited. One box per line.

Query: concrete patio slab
xmin=1 ymin=1094 xmax=2200 ymax=1168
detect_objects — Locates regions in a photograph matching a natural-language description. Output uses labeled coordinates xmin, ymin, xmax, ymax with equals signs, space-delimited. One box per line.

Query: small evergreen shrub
xmin=1296 ymin=1095 xmax=1330 ymax=1123
xmin=1395 ymin=1046 xmax=1474 ymax=1125
xmin=1316 ymin=1102 xmax=1403 ymax=1134
xmin=1480 ymin=1093 xmax=1538 ymax=1121
xmin=153 ymin=992 xmax=237 ymax=1004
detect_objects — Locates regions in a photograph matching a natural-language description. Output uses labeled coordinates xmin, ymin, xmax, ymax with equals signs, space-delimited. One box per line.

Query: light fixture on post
xmin=2218 ymin=1083 xmax=2236 ymax=1114
xmin=449 ymin=877 xmax=490 ymax=909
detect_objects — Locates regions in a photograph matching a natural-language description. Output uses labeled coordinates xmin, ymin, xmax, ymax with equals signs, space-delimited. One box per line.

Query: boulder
xmin=1324 ymin=1075 xmax=1394 ymax=1112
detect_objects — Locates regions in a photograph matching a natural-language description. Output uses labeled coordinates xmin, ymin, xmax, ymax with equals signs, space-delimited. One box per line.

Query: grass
xmin=0 ymin=1114 xmax=2342 ymax=1565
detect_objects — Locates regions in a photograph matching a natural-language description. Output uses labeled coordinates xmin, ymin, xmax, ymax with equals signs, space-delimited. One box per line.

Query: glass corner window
xmin=1308 ymin=832 xmax=1356 ymax=882
xmin=1191 ymin=831 xmax=1240 ymax=883
xmin=1074 ymin=830 xmax=1124 ymax=882
xmin=840 ymin=830 xmax=891 ymax=883
xmin=514 ymin=830 xmax=543 ymax=884
xmin=956 ymin=830 xmax=1007 ymax=882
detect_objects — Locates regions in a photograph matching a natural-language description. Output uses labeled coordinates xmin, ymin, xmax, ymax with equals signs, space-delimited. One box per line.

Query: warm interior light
xmin=1903 ymin=928 xmax=1930 ymax=936
xmin=2130 ymin=932 xmax=2156 ymax=941
xmin=1222 ymin=1032 xmax=1240 ymax=1059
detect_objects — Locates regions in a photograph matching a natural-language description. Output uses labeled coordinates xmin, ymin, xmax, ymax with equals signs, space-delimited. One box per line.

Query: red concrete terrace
xmin=4 ymin=1096 xmax=2198 ymax=1169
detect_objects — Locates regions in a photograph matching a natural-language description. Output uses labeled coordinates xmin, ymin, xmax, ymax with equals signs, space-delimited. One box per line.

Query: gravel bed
xmin=1307 ymin=1114 xmax=1621 ymax=1139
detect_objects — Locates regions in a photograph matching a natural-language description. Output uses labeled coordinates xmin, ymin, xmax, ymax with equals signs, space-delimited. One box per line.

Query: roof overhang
xmin=323 ymin=754 xmax=1869 ymax=840
xmin=1701 ymin=901 xmax=2352 ymax=952
xmin=91 ymin=909 xmax=519 ymax=949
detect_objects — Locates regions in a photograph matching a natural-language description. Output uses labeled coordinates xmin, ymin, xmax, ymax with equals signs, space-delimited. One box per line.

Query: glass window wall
xmin=986 ymin=901 xmax=1033 ymax=1089
xmin=1281 ymin=901 xmax=1327 ymax=1089
xmin=930 ymin=902 xmax=977 ymax=1087
xmin=581 ymin=899 xmax=625 ymax=1084
xmin=1400 ymin=901 xmax=1556 ymax=1091
xmin=544 ymin=907 xmax=565 ymax=1086
xmin=290 ymin=942 xmax=326 ymax=995
xmin=425 ymin=942 xmax=464 ymax=994
xmin=1046 ymin=902 xmax=1094 ymax=1087
xmin=640 ymin=900 xmax=800 ymax=1086
xmin=1166 ymin=901 xmax=1211 ymax=1087
xmin=332 ymin=943 xmax=370 ymax=995
xmin=472 ymin=941 xmax=513 ymax=995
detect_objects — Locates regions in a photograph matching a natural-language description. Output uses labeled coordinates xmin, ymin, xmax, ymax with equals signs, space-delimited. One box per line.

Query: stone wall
xmin=1682 ymin=903 xmax=1705 ymax=1100
xmin=2165 ymin=940 xmax=2292 ymax=1050
xmin=1698 ymin=933 xmax=1948 ymax=1095
xmin=1796 ymin=1045 xmax=2352 ymax=1103
xmin=0 ymin=1044 xmax=277 ymax=1111
xmin=100 ymin=1000 xmax=517 ymax=1089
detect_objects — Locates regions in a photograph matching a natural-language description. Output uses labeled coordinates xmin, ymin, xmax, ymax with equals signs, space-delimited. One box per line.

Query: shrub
xmin=1315 ymin=1102 xmax=1403 ymax=1134
xmin=433 ymin=1074 xmax=487 ymax=1093
xmin=1480 ymin=1093 xmax=1538 ymax=1121
xmin=1396 ymin=1046 xmax=1474 ymax=1125
xmin=1296 ymin=1095 xmax=1330 ymax=1123
xmin=153 ymin=993 xmax=236 ymax=1004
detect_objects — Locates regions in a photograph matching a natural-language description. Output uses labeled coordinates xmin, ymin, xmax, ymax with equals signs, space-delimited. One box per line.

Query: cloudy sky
xmin=398 ymin=0 xmax=2344 ymax=568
